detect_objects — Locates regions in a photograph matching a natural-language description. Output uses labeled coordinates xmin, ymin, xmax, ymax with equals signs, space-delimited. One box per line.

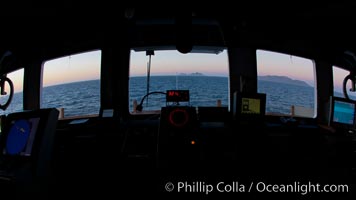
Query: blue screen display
xmin=5 ymin=120 xmax=31 ymax=155
xmin=333 ymin=100 xmax=355 ymax=125
xmin=3 ymin=118 xmax=40 ymax=156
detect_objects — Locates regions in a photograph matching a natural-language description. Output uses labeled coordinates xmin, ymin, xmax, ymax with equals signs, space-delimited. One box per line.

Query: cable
xmin=342 ymin=74 xmax=355 ymax=100
xmin=136 ymin=91 xmax=166 ymax=112
xmin=0 ymin=75 xmax=14 ymax=110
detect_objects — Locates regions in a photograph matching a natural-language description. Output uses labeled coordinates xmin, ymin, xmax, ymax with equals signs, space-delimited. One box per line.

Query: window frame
xmin=256 ymin=49 xmax=317 ymax=118
xmin=40 ymin=50 xmax=102 ymax=119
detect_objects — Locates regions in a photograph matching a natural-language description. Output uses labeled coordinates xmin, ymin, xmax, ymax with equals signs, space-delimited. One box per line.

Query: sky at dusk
xmin=131 ymin=49 xmax=317 ymax=87
xmin=333 ymin=66 xmax=356 ymax=98
xmin=256 ymin=50 xmax=315 ymax=86
xmin=5 ymin=49 xmax=351 ymax=93
xmin=7 ymin=68 xmax=24 ymax=92
xmin=130 ymin=50 xmax=229 ymax=77
xmin=43 ymin=50 xmax=101 ymax=87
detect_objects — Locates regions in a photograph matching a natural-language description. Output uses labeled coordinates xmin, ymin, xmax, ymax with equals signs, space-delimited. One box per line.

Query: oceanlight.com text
xmin=165 ymin=181 xmax=349 ymax=195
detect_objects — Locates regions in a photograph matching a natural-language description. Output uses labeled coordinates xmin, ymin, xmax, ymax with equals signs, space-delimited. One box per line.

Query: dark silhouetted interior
xmin=0 ymin=4 xmax=356 ymax=199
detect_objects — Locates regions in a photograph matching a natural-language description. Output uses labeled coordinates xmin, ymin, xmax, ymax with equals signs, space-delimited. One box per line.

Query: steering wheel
xmin=0 ymin=75 xmax=14 ymax=110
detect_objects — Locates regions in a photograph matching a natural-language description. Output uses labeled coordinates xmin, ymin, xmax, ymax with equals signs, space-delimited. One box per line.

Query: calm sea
xmin=0 ymin=76 xmax=315 ymax=117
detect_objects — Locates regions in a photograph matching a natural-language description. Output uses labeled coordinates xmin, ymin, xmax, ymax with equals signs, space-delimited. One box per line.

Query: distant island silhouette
xmin=178 ymin=72 xmax=204 ymax=76
xmin=139 ymin=74 xmax=311 ymax=87
xmin=259 ymin=75 xmax=311 ymax=87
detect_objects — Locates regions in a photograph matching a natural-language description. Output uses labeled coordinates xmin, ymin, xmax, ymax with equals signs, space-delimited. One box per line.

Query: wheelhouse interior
xmin=0 ymin=5 xmax=356 ymax=199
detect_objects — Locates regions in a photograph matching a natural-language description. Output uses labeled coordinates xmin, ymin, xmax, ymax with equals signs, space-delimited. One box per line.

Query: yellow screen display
xmin=241 ymin=98 xmax=260 ymax=114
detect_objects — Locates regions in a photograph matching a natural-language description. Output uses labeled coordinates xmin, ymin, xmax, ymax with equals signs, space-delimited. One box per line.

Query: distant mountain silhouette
xmin=259 ymin=75 xmax=311 ymax=87
xmin=179 ymin=72 xmax=204 ymax=76
xmin=190 ymin=72 xmax=204 ymax=76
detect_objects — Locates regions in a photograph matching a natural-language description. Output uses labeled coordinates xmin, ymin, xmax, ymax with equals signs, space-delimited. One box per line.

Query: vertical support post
xmin=146 ymin=50 xmax=154 ymax=107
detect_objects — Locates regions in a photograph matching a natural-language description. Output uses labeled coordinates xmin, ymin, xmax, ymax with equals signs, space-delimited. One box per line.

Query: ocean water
xmin=41 ymin=80 xmax=100 ymax=117
xmin=129 ymin=76 xmax=315 ymax=115
xmin=129 ymin=76 xmax=229 ymax=111
xmin=0 ymin=80 xmax=101 ymax=117
xmin=258 ymin=80 xmax=315 ymax=114
xmin=0 ymin=77 xmax=315 ymax=117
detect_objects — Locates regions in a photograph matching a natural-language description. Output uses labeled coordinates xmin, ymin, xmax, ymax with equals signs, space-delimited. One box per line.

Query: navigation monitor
xmin=0 ymin=108 xmax=59 ymax=157
xmin=329 ymin=96 xmax=356 ymax=129
xmin=3 ymin=118 xmax=40 ymax=156
xmin=233 ymin=92 xmax=266 ymax=121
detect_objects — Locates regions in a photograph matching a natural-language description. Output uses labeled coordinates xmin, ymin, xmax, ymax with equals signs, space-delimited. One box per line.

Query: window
xmin=42 ymin=50 xmax=101 ymax=118
xmin=257 ymin=50 xmax=316 ymax=118
xmin=129 ymin=49 xmax=229 ymax=113
xmin=0 ymin=69 xmax=24 ymax=115
xmin=333 ymin=66 xmax=356 ymax=100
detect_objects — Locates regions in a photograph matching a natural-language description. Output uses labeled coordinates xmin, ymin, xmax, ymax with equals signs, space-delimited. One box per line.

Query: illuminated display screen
xmin=0 ymin=108 xmax=59 ymax=159
xmin=232 ymin=92 xmax=266 ymax=120
xmin=166 ymin=90 xmax=189 ymax=102
xmin=3 ymin=118 xmax=40 ymax=156
xmin=333 ymin=100 xmax=355 ymax=125
xmin=241 ymin=98 xmax=261 ymax=114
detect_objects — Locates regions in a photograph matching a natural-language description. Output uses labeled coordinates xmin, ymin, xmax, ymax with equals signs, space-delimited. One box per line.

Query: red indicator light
xmin=168 ymin=91 xmax=175 ymax=97
xmin=166 ymin=90 xmax=189 ymax=102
